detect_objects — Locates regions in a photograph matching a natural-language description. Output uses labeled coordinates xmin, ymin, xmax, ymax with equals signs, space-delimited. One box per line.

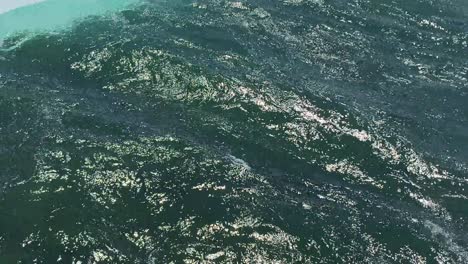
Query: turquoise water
xmin=0 ymin=0 xmax=138 ymax=40
xmin=1 ymin=0 xmax=467 ymax=263
xmin=0 ymin=0 xmax=44 ymax=14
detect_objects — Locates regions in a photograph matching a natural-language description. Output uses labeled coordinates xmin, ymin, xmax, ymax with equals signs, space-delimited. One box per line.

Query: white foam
xmin=0 ymin=0 xmax=140 ymax=41
xmin=0 ymin=0 xmax=45 ymax=14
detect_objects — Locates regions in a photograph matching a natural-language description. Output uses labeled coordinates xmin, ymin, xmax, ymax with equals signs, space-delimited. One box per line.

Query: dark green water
xmin=1 ymin=0 xmax=467 ymax=263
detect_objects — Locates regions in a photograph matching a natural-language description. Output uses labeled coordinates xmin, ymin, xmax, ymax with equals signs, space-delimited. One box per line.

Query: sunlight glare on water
xmin=0 ymin=0 xmax=467 ymax=263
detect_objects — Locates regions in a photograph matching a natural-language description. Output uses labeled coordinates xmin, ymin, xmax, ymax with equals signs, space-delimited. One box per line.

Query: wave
xmin=0 ymin=1 xmax=467 ymax=263
xmin=0 ymin=0 xmax=140 ymax=41
xmin=0 ymin=0 xmax=45 ymax=14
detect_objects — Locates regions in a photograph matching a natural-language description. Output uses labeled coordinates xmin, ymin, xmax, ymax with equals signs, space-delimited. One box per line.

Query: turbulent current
xmin=0 ymin=0 xmax=467 ymax=263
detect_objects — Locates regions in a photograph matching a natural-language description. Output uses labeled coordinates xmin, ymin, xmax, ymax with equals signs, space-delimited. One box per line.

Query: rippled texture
xmin=0 ymin=0 xmax=467 ymax=263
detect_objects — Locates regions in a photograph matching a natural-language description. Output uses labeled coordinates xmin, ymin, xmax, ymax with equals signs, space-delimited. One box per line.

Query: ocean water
xmin=0 ymin=0 xmax=467 ymax=263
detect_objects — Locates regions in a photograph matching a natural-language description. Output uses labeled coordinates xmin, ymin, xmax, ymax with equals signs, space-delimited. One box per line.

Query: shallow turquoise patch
xmin=0 ymin=0 xmax=139 ymax=40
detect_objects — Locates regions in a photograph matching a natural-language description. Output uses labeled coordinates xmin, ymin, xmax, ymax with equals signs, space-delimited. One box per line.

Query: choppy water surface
xmin=1 ymin=0 xmax=467 ymax=263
